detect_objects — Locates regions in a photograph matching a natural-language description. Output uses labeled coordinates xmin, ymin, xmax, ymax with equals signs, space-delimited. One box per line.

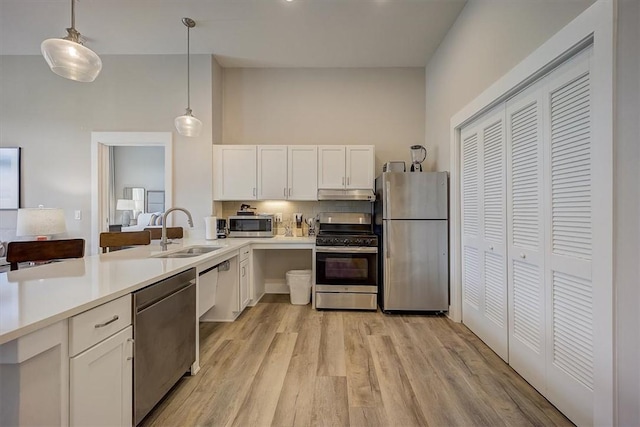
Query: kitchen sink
xmin=152 ymin=246 xmax=223 ymax=258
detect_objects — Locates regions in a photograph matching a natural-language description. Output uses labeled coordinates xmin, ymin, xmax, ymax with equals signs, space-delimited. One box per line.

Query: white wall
xmin=424 ymin=0 xmax=595 ymax=171
xmin=222 ymin=67 xmax=425 ymax=173
xmin=113 ymin=146 xmax=165 ymax=198
xmin=0 ymin=54 xmax=213 ymax=247
xmin=614 ymin=1 xmax=640 ymax=423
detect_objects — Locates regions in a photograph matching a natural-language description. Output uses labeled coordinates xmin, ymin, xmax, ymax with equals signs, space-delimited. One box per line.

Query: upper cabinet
xmin=257 ymin=145 xmax=318 ymax=201
xmin=287 ymin=146 xmax=318 ymax=200
xmin=214 ymin=144 xmax=372 ymax=200
xmin=318 ymin=145 xmax=375 ymax=190
xmin=213 ymin=145 xmax=257 ymax=201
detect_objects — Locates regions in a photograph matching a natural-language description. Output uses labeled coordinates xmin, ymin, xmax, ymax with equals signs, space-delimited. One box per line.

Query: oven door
xmin=315 ymin=247 xmax=378 ymax=289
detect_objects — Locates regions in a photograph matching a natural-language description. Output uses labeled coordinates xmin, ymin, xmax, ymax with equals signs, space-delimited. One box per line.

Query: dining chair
xmin=99 ymin=231 xmax=151 ymax=253
xmin=6 ymin=239 xmax=85 ymax=271
xmin=144 ymin=227 xmax=184 ymax=240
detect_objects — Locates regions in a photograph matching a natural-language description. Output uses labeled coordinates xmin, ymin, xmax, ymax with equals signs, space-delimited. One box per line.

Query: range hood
xmin=317 ymin=189 xmax=376 ymax=202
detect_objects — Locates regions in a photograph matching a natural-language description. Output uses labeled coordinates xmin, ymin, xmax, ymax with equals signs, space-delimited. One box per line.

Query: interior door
xmin=506 ymin=80 xmax=547 ymax=392
xmin=461 ymin=105 xmax=508 ymax=361
xmin=383 ymin=219 xmax=448 ymax=311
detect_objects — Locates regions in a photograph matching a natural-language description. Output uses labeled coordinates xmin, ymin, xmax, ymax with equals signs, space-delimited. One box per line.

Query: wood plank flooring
xmin=141 ymin=295 xmax=573 ymax=427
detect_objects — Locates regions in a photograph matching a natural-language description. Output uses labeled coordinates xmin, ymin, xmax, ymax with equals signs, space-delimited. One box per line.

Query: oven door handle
xmin=316 ymin=247 xmax=378 ymax=254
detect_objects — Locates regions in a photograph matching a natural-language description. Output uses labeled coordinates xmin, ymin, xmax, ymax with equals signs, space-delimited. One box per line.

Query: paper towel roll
xmin=205 ymin=216 xmax=218 ymax=240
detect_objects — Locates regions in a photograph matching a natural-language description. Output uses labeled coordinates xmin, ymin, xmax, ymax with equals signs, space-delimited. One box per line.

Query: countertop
xmin=0 ymin=235 xmax=315 ymax=345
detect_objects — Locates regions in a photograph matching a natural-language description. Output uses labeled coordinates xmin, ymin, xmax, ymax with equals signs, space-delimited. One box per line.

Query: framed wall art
xmin=0 ymin=147 xmax=21 ymax=210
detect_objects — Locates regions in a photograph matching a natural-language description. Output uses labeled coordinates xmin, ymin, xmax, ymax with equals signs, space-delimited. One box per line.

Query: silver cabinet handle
xmin=289 ymin=188 xmax=291 ymax=197
xmin=347 ymin=177 xmax=350 ymax=186
xmin=242 ymin=266 xmax=246 ymax=277
xmin=342 ymin=177 xmax=345 ymax=186
xmin=94 ymin=315 xmax=119 ymax=328
xmin=126 ymin=338 xmax=135 ymax=361
xmin=253 ymin=188 xmax=256 ymax=196
xmin=284 ymin=188 xmax=287 ymax=197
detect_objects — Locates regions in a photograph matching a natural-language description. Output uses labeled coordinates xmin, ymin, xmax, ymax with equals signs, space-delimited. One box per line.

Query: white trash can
xmin=286 ymin=269 xmax=312 ymax=305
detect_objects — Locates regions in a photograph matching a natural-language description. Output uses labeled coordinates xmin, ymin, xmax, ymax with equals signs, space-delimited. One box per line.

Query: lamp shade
xmin=116 ymin=199 xmax=135 ymax=210
xmin=175 ymin=112 xmax=203 ymax=137
xmin=16 ymin=208 xmax=67 ymax=237
xmin=41 ymin=38 xmax=102 ymax=83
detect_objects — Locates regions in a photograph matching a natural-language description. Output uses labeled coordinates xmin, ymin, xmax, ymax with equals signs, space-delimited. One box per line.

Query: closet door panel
xmin=506 ymin=83 xmax=547 ymax=392
xmin=543 ymin=48 xmax=593 ymax=427
xmin=461 ymin=106 xmax=508 ymax=361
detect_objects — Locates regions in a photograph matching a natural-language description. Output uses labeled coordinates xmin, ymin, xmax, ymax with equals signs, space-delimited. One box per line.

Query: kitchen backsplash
xmin=219 ymin=200 xmax=374 ymax=236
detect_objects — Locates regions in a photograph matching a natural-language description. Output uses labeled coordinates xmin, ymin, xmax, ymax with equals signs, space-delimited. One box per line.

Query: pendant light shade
xmin=175 ymin=17 xmax=202 ymax=137
xmin=41 ymin=0 xmax=102 ymax=82
xmin=175 ymin=108 xmax=203 ymax=137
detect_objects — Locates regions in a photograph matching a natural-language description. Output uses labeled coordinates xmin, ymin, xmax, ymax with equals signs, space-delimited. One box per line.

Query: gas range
xmin=314 ymin=212 xmax=379 ymax=311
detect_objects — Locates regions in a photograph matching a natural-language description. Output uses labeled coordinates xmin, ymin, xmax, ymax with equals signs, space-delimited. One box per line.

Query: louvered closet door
xmin=506 ymin=81 xmax=547 ymax=393
xmin=542 ymin=48 xmax=594 ymax=427
xmin=461 ymin=106 xmax=508 ymax=361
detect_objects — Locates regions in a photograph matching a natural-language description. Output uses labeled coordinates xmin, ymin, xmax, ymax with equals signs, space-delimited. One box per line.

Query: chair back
xmin=7 ymin=239 xmax=85 ymax=271
xmin=145 ymin=227 xmax=184 ymax=240
xmin=99 ymin=231 xmax=151 ymax=253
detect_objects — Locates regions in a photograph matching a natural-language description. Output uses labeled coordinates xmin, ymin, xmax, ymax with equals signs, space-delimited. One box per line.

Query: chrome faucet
xmin=160 ymin=207 xmax=194 ymax=249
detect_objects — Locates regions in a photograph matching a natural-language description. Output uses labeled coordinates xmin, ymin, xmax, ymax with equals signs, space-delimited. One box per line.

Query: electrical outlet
xmin=74 ymin=210 xmax=82 ymax=220
xmin=275 ymin=213 xmax=283 ymax=222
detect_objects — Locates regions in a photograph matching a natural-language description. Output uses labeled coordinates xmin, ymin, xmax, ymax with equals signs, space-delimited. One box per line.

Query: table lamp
xmin=16 ymin=207 xmax=67 ymax=240
xmin=116 ymin=199 xmax=135 ymax=226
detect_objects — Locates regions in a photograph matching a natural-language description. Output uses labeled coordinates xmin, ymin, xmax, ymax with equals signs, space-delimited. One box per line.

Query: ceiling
xmin=0 ymin=0 xmax=466 ymax=67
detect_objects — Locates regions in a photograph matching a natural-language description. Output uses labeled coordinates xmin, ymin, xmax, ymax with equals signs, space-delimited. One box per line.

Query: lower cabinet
xmin=70 ymin=326 xmax=133 ymax=427
xmin=239 ymin=257 xmax=250 ymax=311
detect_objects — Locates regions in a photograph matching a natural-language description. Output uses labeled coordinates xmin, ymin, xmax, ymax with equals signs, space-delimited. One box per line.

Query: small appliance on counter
xmin=236 ymin=204 xmax=256 ymax=216
xmin=383 ymin=161 xmax=406 ymax=172
xmin=293 ymin=213 xmax=303 ymax=237
xmin=228 ymin=214 xmax=275 ymax=238
xmin=216 ymin=218 xmax=227 ymax=238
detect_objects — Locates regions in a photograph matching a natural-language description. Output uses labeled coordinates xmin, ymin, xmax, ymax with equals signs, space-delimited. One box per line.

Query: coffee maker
xmin=410 ymin=145 xmax=427 ymax=171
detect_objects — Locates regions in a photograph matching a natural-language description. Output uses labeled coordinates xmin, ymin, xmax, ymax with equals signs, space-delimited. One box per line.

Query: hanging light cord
xmin=186 ymin=23 xmax=191 ymax=113
xmin=70 ymin=0 xmax=75 ymax=29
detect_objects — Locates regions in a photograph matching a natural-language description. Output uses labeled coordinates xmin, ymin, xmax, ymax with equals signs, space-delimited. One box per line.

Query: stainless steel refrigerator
xmin=374 ymin=172 xmax=449 ymax=312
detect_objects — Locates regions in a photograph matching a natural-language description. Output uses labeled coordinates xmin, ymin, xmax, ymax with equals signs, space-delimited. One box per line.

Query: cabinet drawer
xmin=69 ymin=294 xmax=131 ymax=357
xmin=239 ymin=246 xmax=251 ymax=262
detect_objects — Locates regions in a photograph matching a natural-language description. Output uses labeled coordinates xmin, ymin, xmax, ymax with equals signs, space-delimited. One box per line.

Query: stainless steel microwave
xmin=227 ymin=215 xmax=275 ymax=238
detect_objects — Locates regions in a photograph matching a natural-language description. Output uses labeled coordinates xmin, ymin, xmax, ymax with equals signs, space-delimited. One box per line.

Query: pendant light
xmin=41 ymin=0 xmax=102 ymax=83
xmin=174 ymin=17 xmax=202 ymax=137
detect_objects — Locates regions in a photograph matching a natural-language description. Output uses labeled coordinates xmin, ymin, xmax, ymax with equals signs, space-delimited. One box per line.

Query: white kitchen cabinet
xmin=213 ymin=145 xmax=257 ymax=200
xmin=346 ymin=146 xmax=375 ymax=189
xmin=287 ymin=146 xmax=317 ymax=200
xmin=257 ymin=145 xmax=288 ymax=200
xmin=70 ymin=326 xmax=133 ymax=427
xmin=257 ymin=145 xmax=318 ymax=200
xmin=239 ymin=258 xmax=250 ymax=311
xmin=318 ymin=146 xmax=347 ymax=189
xmin=68 ymin=295 xmax=133 ymax=427
xmin=318 ymin=145 xmax=374 ymax=190
xmin=0 ymin=321 xmax=69 ymax=427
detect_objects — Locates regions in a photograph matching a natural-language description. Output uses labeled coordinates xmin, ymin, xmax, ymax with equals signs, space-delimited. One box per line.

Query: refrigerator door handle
xmin=384 ymin=223 xmax=390 ymax=258
xmin=385 ymin=181 xmax=391 ymax=219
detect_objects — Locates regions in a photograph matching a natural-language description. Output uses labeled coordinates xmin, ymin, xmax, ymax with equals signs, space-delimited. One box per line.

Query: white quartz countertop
xmin=0 ymin=235 xmax=315 ymax=345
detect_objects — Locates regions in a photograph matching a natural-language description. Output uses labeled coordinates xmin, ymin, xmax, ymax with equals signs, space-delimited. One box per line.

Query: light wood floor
xmin=142 ymin=294 xmax=572 ymax=427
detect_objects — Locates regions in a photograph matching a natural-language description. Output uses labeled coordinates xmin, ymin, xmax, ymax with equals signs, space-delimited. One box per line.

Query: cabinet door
xmin=70 ymin=326 xmax=133 ymax=427
xmin=288 ymin=146 xmax=318 ymax=200
xmin=346 ymin=145 xmax=375 ymax=189
xmin=213 ymin=145 xmax=257 ymax=200
xmin=239 ymin=258 xmax=250 ymax=311
xmin=317 ymin=146 xmax=346 ymax=189
xmin=257 ymin=145 xmax=288 ymax=200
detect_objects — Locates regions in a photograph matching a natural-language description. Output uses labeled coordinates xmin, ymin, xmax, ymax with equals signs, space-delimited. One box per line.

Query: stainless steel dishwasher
xmin=132 ymin=268 xmax=196 ymax=425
